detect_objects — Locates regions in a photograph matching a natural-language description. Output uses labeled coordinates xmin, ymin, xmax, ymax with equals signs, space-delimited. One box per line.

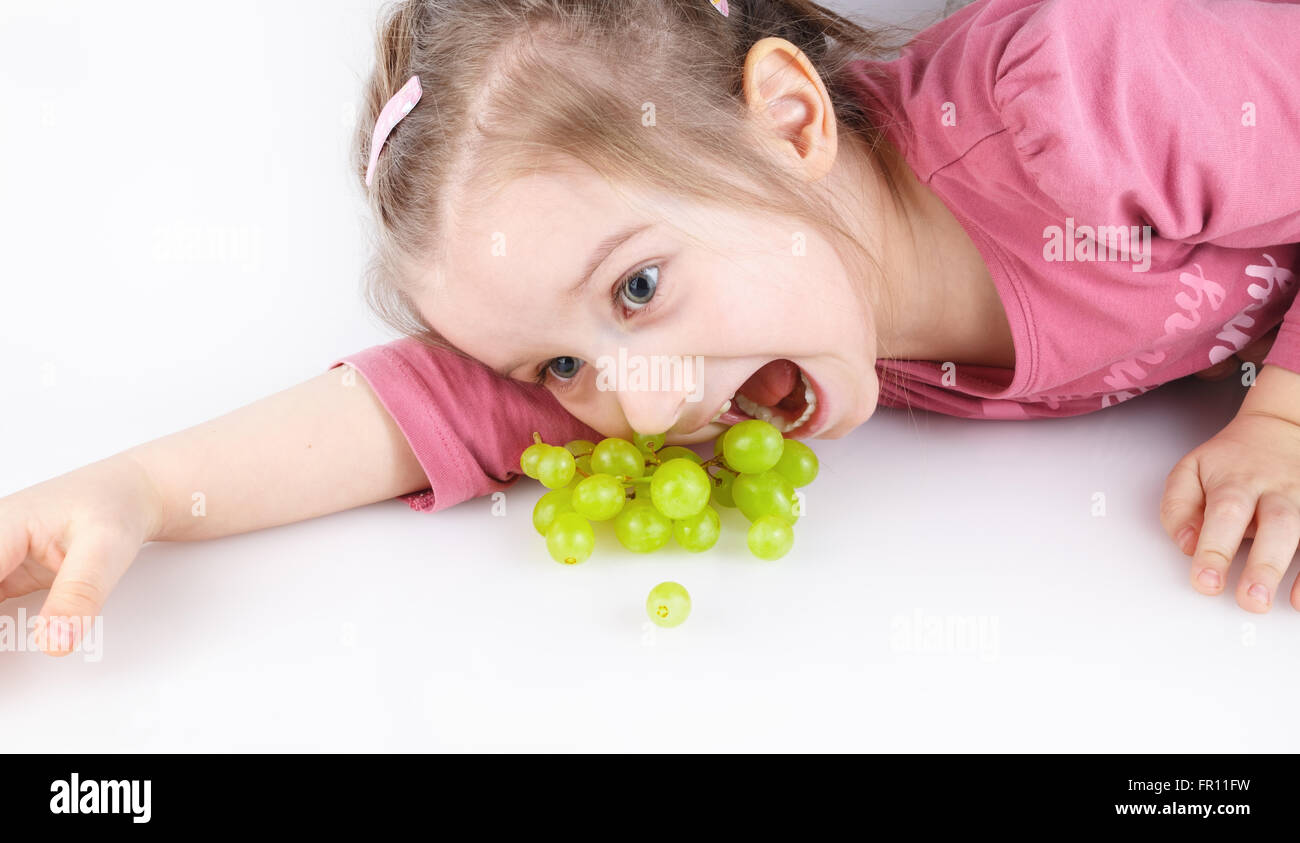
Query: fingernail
xmin=1248 ymin=583 xmax=1271 ymax=606
xmin=1197 ymin=568 xmax=1221 ymax=590
xmin=47 ymin=618 xmax=73 ymax=650
xmin=1176 ymin=526 xmax=1196 ymax=554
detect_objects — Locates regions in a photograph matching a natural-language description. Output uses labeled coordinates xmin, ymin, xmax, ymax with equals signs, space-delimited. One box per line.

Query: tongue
xmin=737 ymin=359 xmax=801 ymax=408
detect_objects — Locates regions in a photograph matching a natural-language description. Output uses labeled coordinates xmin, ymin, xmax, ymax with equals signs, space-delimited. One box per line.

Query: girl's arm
xmin=126 ymin=364 xmax=429 ymax=542
xmin=0 ymin=364 xmax=427 ymax=656
xmin=2 ymin=341 xmax=600 ymax=656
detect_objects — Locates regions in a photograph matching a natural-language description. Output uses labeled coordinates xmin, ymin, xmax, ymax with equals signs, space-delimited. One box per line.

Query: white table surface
xmin=3 ymin=0 xmax=1295 ymax=753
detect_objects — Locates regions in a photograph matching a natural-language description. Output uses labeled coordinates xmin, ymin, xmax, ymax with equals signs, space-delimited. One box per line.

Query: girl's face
xmin=418 ymin=157 xmax=882 ymax=444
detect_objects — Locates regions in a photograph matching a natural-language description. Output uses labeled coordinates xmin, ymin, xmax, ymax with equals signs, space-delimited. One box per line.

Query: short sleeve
xmin=329 ymin=338 xmax=601 ymax=513
xmin=993 ymin=0 xmax=1300 ymax=249
xmin=992 ymin=0 xmax=1300 ymax=374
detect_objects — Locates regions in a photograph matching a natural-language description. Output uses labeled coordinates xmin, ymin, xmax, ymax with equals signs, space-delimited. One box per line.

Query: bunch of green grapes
xmin=519 ymin=419 xmax=818 ymax=565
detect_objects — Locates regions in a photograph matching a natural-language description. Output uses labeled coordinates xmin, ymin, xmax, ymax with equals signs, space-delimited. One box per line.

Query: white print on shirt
xmin=1208 ymin=254 xmax=1295 ymax=365
xmin=1100 ymin=263 xmax=1226 ymax=402
xmin=1089 ymin=253 xmax=1291 ymax=409
xmin=961 ymin=255 xmax=1292 ymax=418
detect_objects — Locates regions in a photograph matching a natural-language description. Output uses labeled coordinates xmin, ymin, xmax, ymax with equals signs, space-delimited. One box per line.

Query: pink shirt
xmin=331 ymin=0 xmax=1300 ymax=511
xmin=329 ymin=341 xmax=600 ymax=513
xmin=854 ymin=0 xmax=1300 ymax=418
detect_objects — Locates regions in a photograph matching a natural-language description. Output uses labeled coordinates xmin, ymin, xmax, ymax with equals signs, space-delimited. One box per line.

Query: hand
xmin=1161 ymin=410 xmax=1300 ymax=612
xmin=1191 ymin=327 xmax=1277 ymax=381
xmin=0 ymin=456 xmax=162 ymax=655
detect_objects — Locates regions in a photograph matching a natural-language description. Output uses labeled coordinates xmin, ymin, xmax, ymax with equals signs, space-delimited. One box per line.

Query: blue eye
xmin=619 ymin=265 xmax=659 ymax=310
xmin=546 ymin=356 xmax=583 ymax=381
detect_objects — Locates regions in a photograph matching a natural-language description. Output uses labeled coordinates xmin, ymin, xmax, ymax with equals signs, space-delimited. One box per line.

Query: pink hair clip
xmin=710 ymin=0 xmax=729 ymax=16
xmin=365 ymin=75 xmax=423 ymax=187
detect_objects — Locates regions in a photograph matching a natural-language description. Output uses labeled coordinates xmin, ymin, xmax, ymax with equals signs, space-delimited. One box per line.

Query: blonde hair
xmin=353 ymin=0 xmax=927 ymax=364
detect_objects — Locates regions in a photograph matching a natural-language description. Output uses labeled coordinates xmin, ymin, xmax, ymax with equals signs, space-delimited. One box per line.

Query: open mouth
xmin=708 ymin=359 xmax=824 ymax=437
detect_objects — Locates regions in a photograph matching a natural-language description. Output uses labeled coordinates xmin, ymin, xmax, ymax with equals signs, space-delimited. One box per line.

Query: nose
xmin=613 ymin=385 xmax=689 ymax=437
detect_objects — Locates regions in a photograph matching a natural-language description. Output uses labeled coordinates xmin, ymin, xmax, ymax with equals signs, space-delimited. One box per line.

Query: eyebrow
xmin=492 ymin=222 xmax=651 ymax=380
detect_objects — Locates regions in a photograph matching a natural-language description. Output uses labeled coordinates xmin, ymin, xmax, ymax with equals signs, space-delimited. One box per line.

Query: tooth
xmin=710 ymin=398 xmax=732 ymax=423
xmin=783 ymin=373 xmax=816 ymax=433
xmin=734 ymin=393 xmax=764 ymax=418
xmin=732 ymin=376 xmax=818 ymax=433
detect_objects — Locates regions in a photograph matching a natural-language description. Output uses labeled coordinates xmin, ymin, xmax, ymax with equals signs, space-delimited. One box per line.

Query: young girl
xmin=5 ymin=0 xmax=1300 ymax=656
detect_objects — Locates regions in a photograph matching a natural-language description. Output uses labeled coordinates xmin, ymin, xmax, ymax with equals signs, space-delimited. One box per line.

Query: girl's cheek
xmin=557 ymin=388 xmax=608 ymax=431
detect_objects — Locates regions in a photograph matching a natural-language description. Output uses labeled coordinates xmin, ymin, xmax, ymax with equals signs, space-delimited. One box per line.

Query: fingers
xmin=1236 ymin=493 xmax=1300 ymax=613
xmin=0 ymin=510 xmax=32 ymax=587
xmin=1161 ymin=457 xmax=1205 ymax=557
xmin=35 ymin=527 xmax=137 ymax=657
xmin=1 ymin=564 xmax=55 ymax=602
xmin=1160 ymin=460 xmax=1247 ymax=597
xmin=1187 ymin=483 xmax=1258 ymax=599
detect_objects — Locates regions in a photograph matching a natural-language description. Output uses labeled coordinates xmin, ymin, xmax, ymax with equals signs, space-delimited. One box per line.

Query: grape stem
xmin=701 ymin=460 xmax=735 ymax=487
xmin=620 ymin=474 xmax=653 ymax=500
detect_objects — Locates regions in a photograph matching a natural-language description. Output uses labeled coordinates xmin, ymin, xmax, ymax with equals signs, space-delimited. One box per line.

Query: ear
xmin=742 ymin=37 xmax=839 ymax=181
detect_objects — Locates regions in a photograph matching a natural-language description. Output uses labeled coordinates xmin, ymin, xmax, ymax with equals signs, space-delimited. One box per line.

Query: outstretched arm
xmin=0 ymin=365 xmax=428 ymax=655
xmin=127 ymin=364 xmax=429 ymax=542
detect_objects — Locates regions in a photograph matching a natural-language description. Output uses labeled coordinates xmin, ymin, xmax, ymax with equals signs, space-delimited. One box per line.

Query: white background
xmin=2 ymin=0 xmax=1296 ymax=752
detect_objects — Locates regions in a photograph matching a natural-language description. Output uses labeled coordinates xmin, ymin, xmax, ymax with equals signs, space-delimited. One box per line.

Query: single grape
xmin=614 ymin=499 xmax=672 ymax=552
xmin=732 ymin=470 xmax=798 ymax=524
xmin=656 ymin=445 xmax=702 ymax=464
xmin=713 ymin=435 xmax=726 ymax=456
xmin=646 ymin=581 xmax=691 ymax=628
xmin=673 ymin=506 xmax=721 ymax=552
xmin=564 ymin=439 xmax=596 ymax=457
xmin=520 ymin=441 xmax=550 ymax=478
xmin=771 ymin=439 xmax=819 ymax=487
xmin=723 ymin=419 xmax=786 ymax=475
xmin=591 ymin=438 xmax=645 ymax=479
xmin=533 ymin=487 xmax=574 ymax=536
xmin=649 ymin=459 xmax=711 ymax=520
xmin=536 ymin=446 xmax=576 ymax=489
xmin=571 ymin=473 xmax=627 ymax=521
xmin=546 ymin=512 xmax=595 ymax=565
xmin=633 ymin=432 xmax=666 ymax=454
xmin=710 ymin=467 xmax=738 ymax=508
xmin=747 ymin=515 xmax=794 ymax=560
